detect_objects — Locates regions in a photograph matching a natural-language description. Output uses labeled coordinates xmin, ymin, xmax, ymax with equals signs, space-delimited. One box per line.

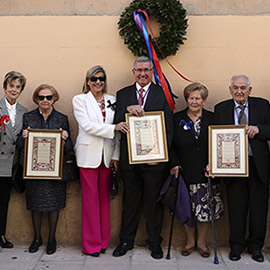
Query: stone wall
xmin=0 ymin=0 xmax=270 ymax=15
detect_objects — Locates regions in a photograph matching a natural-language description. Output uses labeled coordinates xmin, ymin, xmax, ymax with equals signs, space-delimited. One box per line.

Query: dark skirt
xmin=25 ymin=179 xmax=66 ymax=212
xmin=189 ymin=182 xmax=224 ymax=222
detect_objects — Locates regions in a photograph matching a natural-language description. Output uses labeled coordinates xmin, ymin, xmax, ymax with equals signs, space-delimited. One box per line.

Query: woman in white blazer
xmin=72 ymin=66 xmax=128 ymax=257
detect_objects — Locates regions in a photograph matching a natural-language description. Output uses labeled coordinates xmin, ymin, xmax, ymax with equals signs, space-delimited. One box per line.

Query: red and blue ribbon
xmin=133 ymin=9 xmax=192 ymax=111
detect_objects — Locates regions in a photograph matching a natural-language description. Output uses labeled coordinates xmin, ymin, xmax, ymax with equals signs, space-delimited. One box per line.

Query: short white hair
xmin=230 ymin=74 xmax=251 ymax=87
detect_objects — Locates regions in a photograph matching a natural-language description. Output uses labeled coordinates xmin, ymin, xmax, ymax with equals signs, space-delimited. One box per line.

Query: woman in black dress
xmin=17 ymin=84 xmax=72 ymax=255
xmin=170 ymin=82 xmax=223 ymax=258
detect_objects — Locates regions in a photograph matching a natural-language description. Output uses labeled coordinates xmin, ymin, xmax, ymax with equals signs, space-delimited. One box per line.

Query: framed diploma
xmin=125 ymin=111 xmax=168 ymax=164
xmin=209 ymin=125 xmax=248 ymax=177
xmin=24 ymin=129 xmax=64 ymax=180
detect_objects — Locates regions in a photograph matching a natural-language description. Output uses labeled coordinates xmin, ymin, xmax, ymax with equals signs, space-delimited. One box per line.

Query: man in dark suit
xmin=214 ymin=74 xmax=270 ymax=263
xmin=113 ymin=56 xmax=173 ymax=259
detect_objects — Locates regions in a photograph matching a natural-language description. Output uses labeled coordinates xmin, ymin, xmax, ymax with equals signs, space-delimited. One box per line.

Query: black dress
xmin=17 ymin=108 xmax=73 ymax=212
xmin=170 ymin=108 xmax=223 ymax=222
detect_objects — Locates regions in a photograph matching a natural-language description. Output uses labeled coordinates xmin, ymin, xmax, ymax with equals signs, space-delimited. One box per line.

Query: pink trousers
xmin=80 ymin=163 xmax=111 ymax=254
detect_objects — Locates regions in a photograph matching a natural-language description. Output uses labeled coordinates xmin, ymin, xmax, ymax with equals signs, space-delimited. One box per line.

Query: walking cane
xmin=166 ymin=176 xmax=179 ymax=260
xmin=207 ymin=176 xmax=219 ymax=264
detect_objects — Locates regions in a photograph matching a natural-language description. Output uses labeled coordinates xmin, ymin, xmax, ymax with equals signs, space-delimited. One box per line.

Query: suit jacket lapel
xmin=130 ymin=83 xmax=139 ymax=105
xmin=199 ymin=109 xmax=207 ymax=141
xmin=143 ymin=82 xmax=155 ymax=110
xmin=104 ymin=95 xmax=114 ymax=123
xmin=228 ymin=99 xmax=235 ymax=124
xmin=248 ymin=97 xmax=256 ymax=125
xmin=86 ymin=92 xmax=103 ymax=123
xmin=12 ymin=104 xmax=24 ymax=141
xmin=0 ymin=98 xmax=13 ymax=139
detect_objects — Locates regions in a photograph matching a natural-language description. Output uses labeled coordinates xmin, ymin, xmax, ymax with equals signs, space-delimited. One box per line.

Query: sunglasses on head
xmin=89 ymin=76 xmax=106 ymax=82
xmin=37 ymin=95 xmax=53 ymax=101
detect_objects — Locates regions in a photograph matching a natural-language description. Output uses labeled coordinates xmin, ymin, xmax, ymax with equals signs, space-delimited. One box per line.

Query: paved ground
xmin=1 ymin=245 xmax=270 ymax=270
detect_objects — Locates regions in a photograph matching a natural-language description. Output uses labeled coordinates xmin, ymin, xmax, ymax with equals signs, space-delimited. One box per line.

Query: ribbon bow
xmin=0 ymin=115 xmax=10 ymax=132
xmin=179 ymin=119 xmax=192 ymax=131
xmin=107 ymin=100 xmax=116 ymax=111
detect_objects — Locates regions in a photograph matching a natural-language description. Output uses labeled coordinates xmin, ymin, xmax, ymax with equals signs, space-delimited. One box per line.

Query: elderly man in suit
xmin=113 ymin=56 xmax=173 ymax=259
xmin=0 ymin=71 xmax=27 ymax=248
xmin=214 ymin=74 xmax=270 ymax=263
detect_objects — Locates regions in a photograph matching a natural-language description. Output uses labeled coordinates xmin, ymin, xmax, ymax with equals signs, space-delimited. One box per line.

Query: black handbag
xmin=62 ymin=151 xmax=80 ymax=181
xmin=11 ymin=163 xmax=25 ymax=193
xmin=111 ymin=169 xmax=118 ymax=197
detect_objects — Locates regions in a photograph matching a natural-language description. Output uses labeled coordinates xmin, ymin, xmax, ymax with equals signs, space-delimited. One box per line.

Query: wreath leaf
xmin=118 ymin=0 xmax=188 ymax=59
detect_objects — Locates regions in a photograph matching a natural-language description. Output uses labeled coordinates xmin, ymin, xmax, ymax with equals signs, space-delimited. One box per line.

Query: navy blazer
xmin=114 ymin=82 xmax=173 ymax=170
xmin=170 ymin=108 xmax=214 ymax=184
xmin=214 ymin=97 xmax=270 ymax=183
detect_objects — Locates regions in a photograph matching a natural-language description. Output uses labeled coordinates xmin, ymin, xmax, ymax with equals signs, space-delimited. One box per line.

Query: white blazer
xmin=72 ymin=92 xmax=120 ymax=168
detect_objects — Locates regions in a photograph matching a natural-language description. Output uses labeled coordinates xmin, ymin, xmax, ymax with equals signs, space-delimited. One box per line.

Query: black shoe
xmin=249 ymin=250 xmax=264 ymax=263
xmin=29 ymin=238 xmax=43 ymax=253
xmin=0 ymin=235 xmax=13 ymax=248
xmin=113 ymin=242 xmax=134 ymax=257
xmin=149 ymin=245 xmax=163 ymax=259
xmin=46 ymin=239 xmax=56 ymax=255
xmin=89 ymin=252 xmax=100 ymax=257
xmin=229 ymin=249 xmax=241 ymax=261
xmin=100 ymin=249 xmax=106 ymax=254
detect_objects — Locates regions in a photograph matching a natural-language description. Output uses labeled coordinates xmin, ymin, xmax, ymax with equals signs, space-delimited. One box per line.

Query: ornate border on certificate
xmin=24 ymin=129 xmax=64 ymax=180
xmin=209 ymin=125 xmax=248 ymax=177
xmin=125 ymin=111 xmax=168 ymax=164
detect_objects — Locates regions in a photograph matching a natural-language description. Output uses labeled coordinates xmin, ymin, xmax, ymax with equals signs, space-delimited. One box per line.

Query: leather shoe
xmin=0 ymin=235 xmax=13 ymax=248
xmin=89 ymin=252 xmax=100 ymax=257
xmin=29 ymin=238 xmax=43 ymax=253
xmin=113 ymin=242 xmax=133 ymax=257
xmin=181 ymin=245 xmax=195 ymax=256
xmin=46 ymin=239 xmax=57 ymax=255
xmin=100 ymin=249 xmax=106 ymax=254
xmin=249 ymin=250 xmax=264 ymax=263
xmin=197 ymin=246 xmax=210 ymax=258
xmin=149 ymin=245 xmax=163 ymax=259
xmin=229 ymin=250 xmax=241 ymax=261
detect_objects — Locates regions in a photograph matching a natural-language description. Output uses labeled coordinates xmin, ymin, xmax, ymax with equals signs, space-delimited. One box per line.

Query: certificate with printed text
xmin=125 ymin=111 xmax=168 ymax=164
xmin=209 ymin=125 xmax=248 ymax=177
xmin=24 ymin=129 xmax=64 ymax=180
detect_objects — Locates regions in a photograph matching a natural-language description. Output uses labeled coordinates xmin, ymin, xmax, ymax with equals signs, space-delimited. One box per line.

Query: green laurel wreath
xmin=118 ymin=0 xmax=188 ymax=59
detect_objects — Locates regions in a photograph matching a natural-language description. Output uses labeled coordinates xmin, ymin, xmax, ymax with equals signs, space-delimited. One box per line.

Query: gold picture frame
xmin=125 ymin=111 xmax=168 ymax=164
xmin=209 ymin=125 xmax=249 ymax=177
xmin=24 ymin=129 xmax=64 ymax=180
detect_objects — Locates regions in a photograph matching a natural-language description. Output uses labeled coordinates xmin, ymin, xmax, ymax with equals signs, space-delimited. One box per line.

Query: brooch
xmin=0 ymin=115 xmax=10 ymax=132
xmin=179 ymin=119 xmax=192 ymax=131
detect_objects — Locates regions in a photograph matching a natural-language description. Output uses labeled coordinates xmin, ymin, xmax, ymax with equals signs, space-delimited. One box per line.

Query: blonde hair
xmin=82 ymin=65 xmax=107 ymax=94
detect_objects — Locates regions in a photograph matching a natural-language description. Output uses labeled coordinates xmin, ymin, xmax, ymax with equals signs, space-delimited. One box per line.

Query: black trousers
xmin=119 ymin=165 xmax=166 ymax=246
xmin=0 ymin=177 xmax=13 ymax=236
xmin=227 ymin=157 xmax=269 ymax=252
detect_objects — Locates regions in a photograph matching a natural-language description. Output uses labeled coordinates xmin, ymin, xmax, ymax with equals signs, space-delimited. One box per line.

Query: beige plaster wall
xmin=1 ymin=15 xmax=270 ymax=248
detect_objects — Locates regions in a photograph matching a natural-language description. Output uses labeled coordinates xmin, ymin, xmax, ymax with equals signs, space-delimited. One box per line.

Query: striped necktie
xmin=238 ymin=105 xmax=247 ymax=124
xmin=138 ymin=88 xmax=144 ymax=106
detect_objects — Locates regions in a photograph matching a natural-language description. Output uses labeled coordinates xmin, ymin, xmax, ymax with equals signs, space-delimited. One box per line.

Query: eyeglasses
xmin=37 ymin=95 xmax=53 ymax=101
xmin=89 ymin=76 xmax=106 ymax=82
xmin=134 ymin=68 xmax=153 ymax=73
